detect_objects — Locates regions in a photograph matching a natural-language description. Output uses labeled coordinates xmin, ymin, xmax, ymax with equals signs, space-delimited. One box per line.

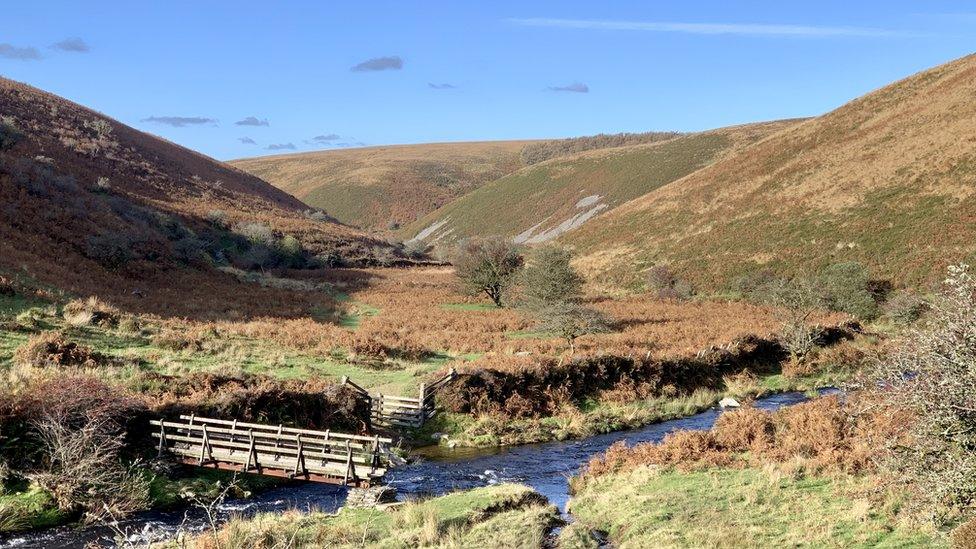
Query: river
xmin=1 ymin=389 xmax=831 ymax=548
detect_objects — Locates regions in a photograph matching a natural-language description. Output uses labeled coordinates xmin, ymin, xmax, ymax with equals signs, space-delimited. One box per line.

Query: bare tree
xmin=453 ymin=237 xmax=523 ymax=307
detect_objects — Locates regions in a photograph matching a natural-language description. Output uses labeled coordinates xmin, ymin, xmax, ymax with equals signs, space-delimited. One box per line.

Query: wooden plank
xmin=170 ymin=416 xmax=392 ymax=444
xmin=154 ymin=420 xmax=390 ymax=449
xmin=174 ymin=458 xmax=375 ymax=487
xmin=152 ymin=433 xmax=379 ymax=465
xmin=165 ymin=446 xmax=385 ymax=479
xmin=374 ymin=395 xmax=422 ymax=404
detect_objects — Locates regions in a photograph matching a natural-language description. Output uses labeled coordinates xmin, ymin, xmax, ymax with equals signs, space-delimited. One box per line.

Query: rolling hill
xmin=565 ymin=53 xmax=976 ymax=290
xmin=230 ymin=132 xmax=682 ymax=231
xmin=0 ymin=77 xmax=393 ymax=318
xmin=401 ymin=121 xmax=798 ymax=249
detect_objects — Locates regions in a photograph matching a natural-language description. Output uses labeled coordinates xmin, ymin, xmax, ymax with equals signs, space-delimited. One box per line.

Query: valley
xmin=0 ymin=27 xmax=973 ymax=549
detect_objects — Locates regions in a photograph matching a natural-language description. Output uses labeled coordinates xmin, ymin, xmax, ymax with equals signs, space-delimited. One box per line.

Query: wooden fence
xmin=342 ymin=369 xmax=457 ymax=430
xmin=151 ymin=415 xmax=393 ymax=487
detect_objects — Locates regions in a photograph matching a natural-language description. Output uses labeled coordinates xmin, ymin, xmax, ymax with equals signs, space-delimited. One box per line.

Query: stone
xmin=719 ymin=397 xmax=741 ymax=408
xmin=345 ymin=485 xmax=398 ymax=509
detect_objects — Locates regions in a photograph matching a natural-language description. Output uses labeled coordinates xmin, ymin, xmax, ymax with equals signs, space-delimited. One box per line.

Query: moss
xmin=0 ymin=485 xmax=74 ymax=533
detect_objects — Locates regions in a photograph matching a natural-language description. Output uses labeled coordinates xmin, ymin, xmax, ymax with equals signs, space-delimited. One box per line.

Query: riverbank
xmin=417 ymin=368 xmax=849 ymax=448
xmin=563 ymin=466 xmax=943 ymax=548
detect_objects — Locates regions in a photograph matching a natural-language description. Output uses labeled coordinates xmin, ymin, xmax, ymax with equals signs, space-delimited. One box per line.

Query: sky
xmin=1 ymin=1 xmax=974 ymax=160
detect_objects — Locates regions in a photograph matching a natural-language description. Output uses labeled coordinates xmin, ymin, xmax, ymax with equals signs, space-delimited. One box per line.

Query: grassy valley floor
xmin=562 ymin=466 xmax=943 ymax=548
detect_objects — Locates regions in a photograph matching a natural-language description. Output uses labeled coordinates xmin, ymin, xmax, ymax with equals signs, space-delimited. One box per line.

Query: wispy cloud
xmin=141 ymin=116 xmax=217 ymax=127
xmin=351 ymin=56 xmax=403 ymax=72
xmin=0 ymin=43 xmax=41 ymax=60
xmin=51 ymin=37 xmax=89 ymax=52
xmin=238 ymin=137 xmax=257 ymax=144
xmin=548 ymin=82 xmax=589 ymax=93
xmin=428 ymin=83 xmax=457 ymax=89
xmin=508 ymin=18 xmax=903 ymax=38
xmin=312 ymin=134 xmax=341 ymax=142
xmin=235 ymin=116 xmax=269 ymax=127
xmin=266 ymin=143 xmax=296 ymax=151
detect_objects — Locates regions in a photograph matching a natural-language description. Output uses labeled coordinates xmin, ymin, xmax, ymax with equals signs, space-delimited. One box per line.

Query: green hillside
xmin=402 ymin=121 xmax=797 ymax=248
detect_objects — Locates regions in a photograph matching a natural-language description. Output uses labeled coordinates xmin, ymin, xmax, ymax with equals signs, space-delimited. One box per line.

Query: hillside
xmin=402 ymin=121 xmax=797 ymax=249
xmin=231 ymin=141 xmax=532 ymax=230
xmin=565 ymin=53 xmax=976 ymax=290
xmin=230 ymin=132 xmax=682 ymax=231
xmin=0 ymin=77 xmax=392 ymax=318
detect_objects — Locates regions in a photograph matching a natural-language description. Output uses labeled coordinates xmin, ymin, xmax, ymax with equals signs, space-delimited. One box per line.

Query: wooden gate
xmin=342 ymin=369 xmax=457 ymax=430
xmin=151 ymin=415 xmax=393 ymax=487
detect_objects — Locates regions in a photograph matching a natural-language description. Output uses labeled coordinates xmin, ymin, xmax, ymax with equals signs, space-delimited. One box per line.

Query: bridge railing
xmin=369 ymin=368 xmax=457 ymax=430
xmin=151 ymin=414 xmax=393 ymax=487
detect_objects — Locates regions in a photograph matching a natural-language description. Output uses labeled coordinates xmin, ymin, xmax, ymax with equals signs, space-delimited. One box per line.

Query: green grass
xmin=0 ymin=485 xmax=72 ymax=533
xmin=161 ymin=483 xmax=558 ymax=548
xmin=0 ymin=295 xmax=445 ymax=395
xmin=403 ymin=132 xmax=734 ymax=246
xmin=338 ymin=302 xmax=381 ymax=329
xmin=567 ymin=467 xmax=944 ymax=548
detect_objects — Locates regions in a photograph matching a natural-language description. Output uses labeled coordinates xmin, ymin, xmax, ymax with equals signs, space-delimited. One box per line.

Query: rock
xmin=345 ymin=486 xmax=398 ymax=509
xmin=430 ymin=432 xmax=445 ymax=441
xmin=719 ymin=397 xmax=741 ymax=408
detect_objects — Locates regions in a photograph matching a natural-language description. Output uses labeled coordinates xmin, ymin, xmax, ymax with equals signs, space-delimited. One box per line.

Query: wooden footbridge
xmin=151 ymin=369 xmax=458 ymax=487
xmin=151 ymin=415 xmax=393 ymax=487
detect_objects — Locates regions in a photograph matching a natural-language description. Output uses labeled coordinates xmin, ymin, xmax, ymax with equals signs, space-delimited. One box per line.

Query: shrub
xmin=819 ymin=262 xmax=880 ymax=321
xmin=646 ymin=264 xmax=694 ymax=300
xmin=315 ymin=250 xmax=344 ymax=268
xmin=304 ymin=209 xmax=331 ymax=222
xmin=884 ymin=291 xmax=930 ymax=326
xmin=864 ymin=263 xmax=976 ymax=523
xmin=206 ymin=209 xmax=229 ymax=228
xmin=234 ymin=222 xmax=276 ymax=248
xmin=94 ymin=176 xmax=111 ymax=192
xmin=0 ymin=116 xmax=24 ymax=151
xmin=85 ymin=233 xmax=134 ymax=269
xmin=13 ymin=332 xmax=103 ymax=369
xmin=63 ymin=297 xmax=119 ymax=327
xmin=453 ymin=238 xmax=524 ymax=307
xmin=0 ymin=276 xmax=14 ymax=297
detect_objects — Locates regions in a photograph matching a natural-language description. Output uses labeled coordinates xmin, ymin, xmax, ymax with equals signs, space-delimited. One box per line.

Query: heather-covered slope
xmin=0 ymin=77 xmax=391 ymax=318
xmin=402 ymin=121 xmax=796 ymax=249
xmin=567 ymin=53 xmax=976 ymax=290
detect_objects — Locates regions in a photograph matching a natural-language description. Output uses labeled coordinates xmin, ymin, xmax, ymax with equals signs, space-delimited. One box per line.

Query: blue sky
xmin=2 ymin=1 xmax=974 ymax=160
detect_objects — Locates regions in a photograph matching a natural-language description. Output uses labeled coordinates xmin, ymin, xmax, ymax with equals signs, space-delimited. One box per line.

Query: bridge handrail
xmin=175 ymin=415 xmax=392 ymax=444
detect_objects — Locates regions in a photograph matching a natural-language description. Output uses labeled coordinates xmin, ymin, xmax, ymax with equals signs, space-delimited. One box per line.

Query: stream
xmin=1 ymin=389 xmax=833 ymax=548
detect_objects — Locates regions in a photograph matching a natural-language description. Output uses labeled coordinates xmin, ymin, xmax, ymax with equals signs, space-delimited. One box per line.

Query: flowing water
xmin=1 ymin=389 xmax=832 ymax=548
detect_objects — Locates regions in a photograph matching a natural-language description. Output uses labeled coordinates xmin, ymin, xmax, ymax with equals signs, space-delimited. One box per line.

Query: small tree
xmin=521 ymin=246 xmax=608 ymax=353
xmin=453 ymin=238 xmax=523 ymax=307
xmin=819 ymin=261 xmax=880 ymax=321
xmin=521 ymin=246 xmax=583 ymax=309
xmin=751 ymin=275 xmax=823 ymax=359
xmin=536 ymin=300 xmax=610 ymax=354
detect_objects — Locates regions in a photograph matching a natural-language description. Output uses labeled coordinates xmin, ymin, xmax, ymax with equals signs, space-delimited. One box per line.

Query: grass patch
xmin=567 ymin=466 xmax=943 ymax=548
xmin=0 ymin=485 xmax=73 ymax=533
xmin=338 ymin=302 xmax=380 ymax=329
xmin=164 ymin=483 xmax=558 ymax=548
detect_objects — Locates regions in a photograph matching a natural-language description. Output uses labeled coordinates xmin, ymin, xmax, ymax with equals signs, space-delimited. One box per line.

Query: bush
xmin=63 ymin=297 xmax=119 ymax=327
xmin=315 ymin=250 xmax=344 ymax=268
xmin=646 ymin=264 xmax=694 ymax=300
xmin=206 ymin=209 xmax=229 ymax=228
xmin=819 ymin=262 xmax=880 ymax=321
xmin=865 ymin=264 xmax=976 ymax=523
xmin=235 ymin=222 xmax=276 ymax=248
xmin=0 ymin=276 xmax=15 ymax=297
xmin=85 ymin=233 xmax=134 ymax=269
xmin=0 ymin=116 xmax=24 ymax=151
xmin=13 ymin=332 xmax=104 ymax=369
xmin=94 ymin=176 xmax=111 ymax=192
xmin=884 ymin=291 xmax=930 ymax=326
xmin=453 ymin=238 xmax=524 ymax=307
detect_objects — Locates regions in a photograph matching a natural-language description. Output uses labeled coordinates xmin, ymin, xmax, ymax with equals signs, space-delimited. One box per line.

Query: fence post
xmin=418 ymin=383 xmax=427 ymax=424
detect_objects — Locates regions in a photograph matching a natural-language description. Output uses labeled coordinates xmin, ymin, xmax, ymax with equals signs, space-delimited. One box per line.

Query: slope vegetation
xmin=566 ymin=53 xmax=976 ymax=289
xmin=403 ymin=121 xmax=796 ymax=248
xmin=230 ymin=132 xmax=682 ymax=231
xmin=0 ymin=77 xmax=390 ymax=318
xmin=231 ymin=141 xmax=532 ymax=230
